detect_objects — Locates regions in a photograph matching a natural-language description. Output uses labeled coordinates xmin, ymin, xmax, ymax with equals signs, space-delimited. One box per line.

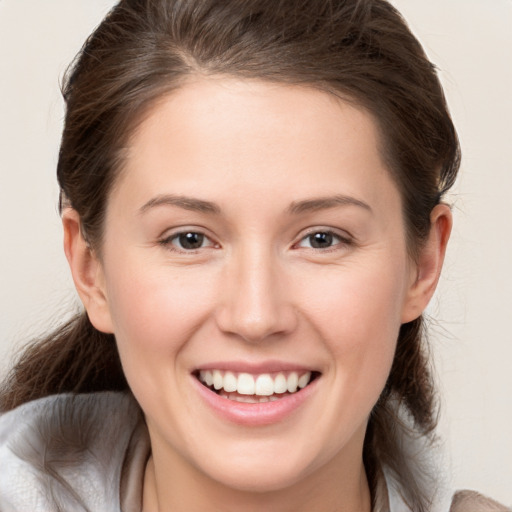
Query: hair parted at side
xmin=1 ymin=1 xmax=460 ymax=510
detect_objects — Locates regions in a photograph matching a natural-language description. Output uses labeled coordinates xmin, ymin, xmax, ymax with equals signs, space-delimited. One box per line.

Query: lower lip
xmin=192 ymin=375 xmax=319 ymax=426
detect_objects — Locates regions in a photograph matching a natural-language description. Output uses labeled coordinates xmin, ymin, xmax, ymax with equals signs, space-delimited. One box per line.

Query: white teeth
xmin=298 ymin=372 xmax=311 ymax=389
xmin=255 ymin=374 xmax=274 ymax=396
xmin=198 ymin=369 xmax=315 ymax=397
xmin=274 ymin=373 xmax=288 ymax=394
xmin=287 ymin=372 xmax=299 ymax=393
xmin=203 ymin=371 xmax=213 ymax=387
xmin=237 ymin=373 xmax=255 ymax=395
xmin=223 ymin=371 xmax=237 ymax=392
xmin=236 ymin=395 xmax=259 ymax=403
xmin=213 ymin=370 xmax=223 ymax=390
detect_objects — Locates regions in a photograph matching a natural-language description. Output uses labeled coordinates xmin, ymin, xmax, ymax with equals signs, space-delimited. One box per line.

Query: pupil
xmin=179 ymin=232 xmax=204 ymax=249
xmin=310 ymin=232 xmax=333 ymax=248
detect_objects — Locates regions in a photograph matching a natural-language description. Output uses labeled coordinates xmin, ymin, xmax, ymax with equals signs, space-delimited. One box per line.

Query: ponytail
xmin=0 ymin=312 xmax=127 ymax=412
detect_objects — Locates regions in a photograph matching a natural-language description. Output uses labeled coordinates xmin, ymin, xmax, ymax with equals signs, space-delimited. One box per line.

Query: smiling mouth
xmin=195 ymin=370 xmax=320 ymax=403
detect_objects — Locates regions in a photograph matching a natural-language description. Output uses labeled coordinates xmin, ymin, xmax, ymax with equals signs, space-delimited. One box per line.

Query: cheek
xmin=296 ymin=258 xmax=407 ymax=385
xmin=103 ymin=259 xmax=215 ymax=364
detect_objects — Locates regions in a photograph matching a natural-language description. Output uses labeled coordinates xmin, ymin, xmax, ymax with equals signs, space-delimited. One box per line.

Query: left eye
xmin=164 ymin=232 xmax=214 ymax=251
xmin=297 ymin=231 xmax=346 ymax=249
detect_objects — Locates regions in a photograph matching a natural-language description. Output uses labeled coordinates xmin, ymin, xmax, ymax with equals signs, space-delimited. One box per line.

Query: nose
xmin=215 ymin=246 xmax=298 ymax=343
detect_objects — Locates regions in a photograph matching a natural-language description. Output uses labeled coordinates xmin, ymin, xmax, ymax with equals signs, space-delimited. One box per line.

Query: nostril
xmin=215 ymin=308 xmax=298 ymax=344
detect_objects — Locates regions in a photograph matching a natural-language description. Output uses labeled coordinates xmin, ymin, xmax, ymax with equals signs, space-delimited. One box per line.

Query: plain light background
xmin=0 ymin=0 xmax=511 ymax=505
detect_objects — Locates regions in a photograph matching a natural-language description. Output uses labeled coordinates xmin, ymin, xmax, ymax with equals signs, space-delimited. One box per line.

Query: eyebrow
xmin=139 ymin=193 xmax=372 ymax=216
xmin=287 ymin=195 xmax=372 ymax=215
xmin=139 ymin=194 xmax=221 ymax=215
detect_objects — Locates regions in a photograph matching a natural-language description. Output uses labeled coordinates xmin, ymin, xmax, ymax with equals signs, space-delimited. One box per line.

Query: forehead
xmin=113 ymin=77 xmax=400 ymax=217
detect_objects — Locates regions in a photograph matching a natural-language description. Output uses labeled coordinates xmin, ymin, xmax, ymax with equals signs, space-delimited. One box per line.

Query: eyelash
xmin=158 ymin=228 xmax=352 ymax=254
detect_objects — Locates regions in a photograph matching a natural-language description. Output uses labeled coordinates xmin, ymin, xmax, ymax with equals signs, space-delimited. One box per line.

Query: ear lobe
xmin=62 ymin=208 xmax=114 ymax=334
xmin=401 ymin=204 xmax=453 ymax=323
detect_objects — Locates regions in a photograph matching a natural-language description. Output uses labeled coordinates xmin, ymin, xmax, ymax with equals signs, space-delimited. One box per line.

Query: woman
xmin=0 ymin=1 xmax=507 ymax=511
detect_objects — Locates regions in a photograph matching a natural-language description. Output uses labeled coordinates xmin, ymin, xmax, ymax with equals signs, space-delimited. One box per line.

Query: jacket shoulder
xmin=0 ymin=392 xmax=144 ymax=511
xmin=451 ymin=490 xmax=511 ymax=512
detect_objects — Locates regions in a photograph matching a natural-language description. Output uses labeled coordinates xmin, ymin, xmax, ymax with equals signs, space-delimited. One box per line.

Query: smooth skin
xmin=63 ymin=78 xmax=451 ymax=512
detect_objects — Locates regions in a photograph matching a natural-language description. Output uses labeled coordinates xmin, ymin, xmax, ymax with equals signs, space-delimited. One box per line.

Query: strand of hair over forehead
xmin=118 ymin=0 xmax=397 ymax=61
xmin=108 ymin=0 xmax=433 ymax=113
xmin=100 ymin=0 xmax=458 ymax=199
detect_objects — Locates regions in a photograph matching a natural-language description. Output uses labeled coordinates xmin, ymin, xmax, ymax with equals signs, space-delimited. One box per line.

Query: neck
xmin=142 ymin=450 xmax=372 ymax=512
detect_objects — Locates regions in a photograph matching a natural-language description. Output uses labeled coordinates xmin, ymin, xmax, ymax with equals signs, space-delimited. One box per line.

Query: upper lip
xmin=193 ymin=360 xmax=319 ymax=374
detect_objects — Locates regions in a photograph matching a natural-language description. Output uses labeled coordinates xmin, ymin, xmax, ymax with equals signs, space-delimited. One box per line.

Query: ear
xmin=62 ymin=208 xmax=114 ymax=333
xmin=401 ymin=204 xmax=452 ymax=323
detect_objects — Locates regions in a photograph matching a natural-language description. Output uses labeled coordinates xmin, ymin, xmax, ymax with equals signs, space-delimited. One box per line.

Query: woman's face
xmin=92 ymin=79 xmax=423 ymax=492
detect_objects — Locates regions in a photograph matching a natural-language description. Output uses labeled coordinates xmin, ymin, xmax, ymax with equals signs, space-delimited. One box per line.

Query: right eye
xmin=159 ymin=231 xmax=216 ymax=252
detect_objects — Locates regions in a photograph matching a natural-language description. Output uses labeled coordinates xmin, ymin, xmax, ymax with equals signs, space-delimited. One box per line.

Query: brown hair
xmin=1 ymin=1 xmax=460 ymax=509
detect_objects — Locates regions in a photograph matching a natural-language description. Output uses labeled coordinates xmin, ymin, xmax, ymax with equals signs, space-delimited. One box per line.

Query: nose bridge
xmin=216 ymin=241 xmax=296 ymax=342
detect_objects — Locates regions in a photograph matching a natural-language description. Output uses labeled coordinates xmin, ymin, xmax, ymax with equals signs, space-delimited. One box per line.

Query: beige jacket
xmin=451 ymin=491 xmax=509 ymax=512
xmin=0 ymin=392 xmax=508 ymax=511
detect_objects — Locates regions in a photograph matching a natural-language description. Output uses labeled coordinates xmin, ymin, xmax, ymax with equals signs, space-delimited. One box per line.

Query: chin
xmin=206 ymin=463 xmax=310 ymax=494
xmin=189 ymin=444 xmax=318 ymax=494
